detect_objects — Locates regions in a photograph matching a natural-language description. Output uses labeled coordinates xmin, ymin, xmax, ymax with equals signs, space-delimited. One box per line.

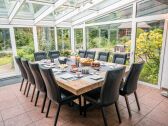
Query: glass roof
xmin=86 ymin=5 xmax=133 ymax=24
xmin=0 ymin=0 xmax=17 ymax=18
xmin=0 ymin=0 xmax=168 ymax=26
xmin=137 ymin=0 xmax=168 ymax=17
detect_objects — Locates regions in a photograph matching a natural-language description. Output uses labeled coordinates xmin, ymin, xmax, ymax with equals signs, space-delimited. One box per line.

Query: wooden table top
xmin=37 ymin=59 xmax=130 ymax=96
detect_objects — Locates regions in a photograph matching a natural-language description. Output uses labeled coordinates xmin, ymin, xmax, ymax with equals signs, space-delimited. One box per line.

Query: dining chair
xmin=119 ymin=62 xmax=144 ymax=117
xmin=85 ymin=50 xmax=96 ymax=60
xmin=97 ymin=52 xmax=109 ymax=62
xmin=40 ymin=67 xmax=81 ymax=126
xmin=112 ymin=53 xmax=127 ymax=65
xmin=15 ymin=56 xmax=28 ymax=95
xmin=78 ymin=50 xmax=86 ymax=58
xmin=48 ymin=51 xmax=60 ymax=60
xmin=34 ymin=51 xmax=47 ymax=61
xmin=83 ymin=67 xmax=126 ymax=126
xmin=21 ymin=60 xmax=36 ymax=101
xmin=29 ymin=63 xmax=47 ymax=113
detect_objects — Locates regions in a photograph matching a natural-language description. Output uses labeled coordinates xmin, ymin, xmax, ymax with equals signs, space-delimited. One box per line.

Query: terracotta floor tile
xmin=4 ymin=113 xmax=32 ymax=126
xmin=136 ymin=117 xmax=164 ymax=126
xmin=147 ymin=107 xmax=168 ymax=125
xmin=27 ymin=109 xmax=45 ymax=122
xmin=0 ymin=122 xmax=4 ymax=126
xmin=1 ymin=105 xmax=26 ymax=120
xmin=139 ymin=95 xmax=162 ymax=108
xmin=129 ymin=102 xmax=153 ymax=116
xmin=0 ymin=83 xmax=167 ymax=126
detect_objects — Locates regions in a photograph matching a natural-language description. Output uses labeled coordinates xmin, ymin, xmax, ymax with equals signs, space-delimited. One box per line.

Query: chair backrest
xmin=100 ymin=67 xmax=126 ymax=106
xmin=85 ymin=51 xmax=96 ymax=60
xmin=48 ymin=51 xmax=60 ymax=59
xmin=123 ymin=62 xmax=144 ymax=94
xmin=78 ymin=50 xmax=86 ymax=58
xmin=34 ymin=52 xmax=47 ymax=61
xmin=97 ymin=52 xmax=109 ymax=62
xmin=29 ymin=63 xmax=46 ymax=92
xmin=21 ymin=59 xmax=35 ymax=85
xmin=15 ymin=56 xmax=27 ymax=79
xmin=40 ymin=67 xmax=61 ymax=102
xmin=112 ymin=53 xmax=127 ymax=65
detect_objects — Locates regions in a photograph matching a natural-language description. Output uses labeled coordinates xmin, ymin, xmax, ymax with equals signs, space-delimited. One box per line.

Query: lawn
xmin=0 ymin=56 xmax=12 ymax=66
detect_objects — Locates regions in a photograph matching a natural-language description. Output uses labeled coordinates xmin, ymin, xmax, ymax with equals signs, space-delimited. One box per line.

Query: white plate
xmin=59 ymin=73 xmax=74 ymax=80
xmin=90 ymin=75 xmax=103 ymax=80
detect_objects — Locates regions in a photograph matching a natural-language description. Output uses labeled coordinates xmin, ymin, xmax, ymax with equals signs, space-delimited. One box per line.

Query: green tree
xmin=136 ymin=28 xmax=163 ymax=84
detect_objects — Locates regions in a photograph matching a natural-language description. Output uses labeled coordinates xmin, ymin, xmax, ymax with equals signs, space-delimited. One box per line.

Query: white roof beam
xmin=9 ymin=0 xmax=25 ymax=22
xmin=55 ymin=0 xmax=103 ymax=25
xmin=72 ymin=0 xmax=137 ymax=25
xmin=26 ymin=0 xmax=53 ymax=6
xmin=34 ymin=0 xmax=67 ymax=24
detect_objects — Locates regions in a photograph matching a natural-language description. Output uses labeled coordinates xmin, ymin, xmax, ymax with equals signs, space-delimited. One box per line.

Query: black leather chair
xmin=48 ymin=51 xmax=60 ymax=60
xmin=40 ymin=67 xmax=81 ymax=126
xmin=85 ymin=51 xmax=96 ymax=60
xmin=78 ymin=50 xmax=86 ymax=58
xmin=21 ymin=60 xmax=36 ymax=101
xmin=34 ymin=52 xmax=47 ymax=61
xmin=29 ymin=63 xmax=47 ymax=113
xmin=15 ymin=56 xmax=28 ymax=95
xmin=119 ymin=62 xmax=144 ymax=117
xmin=112 ymin=53 xmax=127 ymax=65
xmin=83 ymin=67 xmax=126 ymax=126
xmin=97 ymin=52 xmax=109 ymax=62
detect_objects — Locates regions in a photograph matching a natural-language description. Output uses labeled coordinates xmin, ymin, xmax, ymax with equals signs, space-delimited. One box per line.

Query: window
xmin=86 ymin=22 xmax=132 ymax=63
xmin=74 ymin=28 xmax=83 ymax=50
xmin=0 ymin=28 xmax=15 ymax=78
xmin=135 ymin=20 xmax=164 ymax=85
xmin=37 ymin=27 xmax=55 ymax=52
xmin=15 ymin=27 xmax=34 ymax=61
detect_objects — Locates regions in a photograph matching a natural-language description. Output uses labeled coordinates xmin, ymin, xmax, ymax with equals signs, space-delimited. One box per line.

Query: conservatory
xmin=0 ymin=0 xmax=168 ymax=126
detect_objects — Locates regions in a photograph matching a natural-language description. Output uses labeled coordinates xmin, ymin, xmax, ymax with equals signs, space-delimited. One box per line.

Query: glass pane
xmin=54 ymin=6 xmax=74 ymax=20
xmin=15 ymin=27 xmax=34 ymax=61
xmin=15 ymin=3 xmax=47 ymax=19
xmin=57 ymin=28 xmax=71 ymax=56
xmin=75 ymin=28 xmax=83 ymax=50
xmin=137 ymin=0 xmax=168 ymax=17
xmin=37 ymin=27 xmax=55 ymax=51
xmin=135 ymin=20 xmax=164 ymax=85
xmin=15 ymin=3 xmax=34 ymax=19
xmin=86 ymin=22 xmax=131 ymax=64
xmin=87 ymin=6 xmax=132 ymax=24
xmin=90 ymin=0 xmax=121 ymax=10
xmin=0 ymin=0 xmax=17 ymax=18
xmin=0 ymin=28 xmax=15 ymax=78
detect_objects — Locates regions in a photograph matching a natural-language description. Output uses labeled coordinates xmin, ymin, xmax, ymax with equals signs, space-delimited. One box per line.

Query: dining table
xmin=36 ymin=57 xmax=130 ymax=99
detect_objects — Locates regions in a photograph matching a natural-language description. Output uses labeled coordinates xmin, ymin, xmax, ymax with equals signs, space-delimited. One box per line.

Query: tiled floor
xmin=0 ymin=83 xmax=167 ymax=126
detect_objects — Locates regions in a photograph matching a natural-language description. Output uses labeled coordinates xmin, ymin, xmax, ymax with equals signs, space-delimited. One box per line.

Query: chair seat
xmin=83 ymin=88 xmax=101 ymax=104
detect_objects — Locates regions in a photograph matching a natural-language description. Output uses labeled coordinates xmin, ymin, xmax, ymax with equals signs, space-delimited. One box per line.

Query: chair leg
xmin=41 ymin=93 xmax=47 ymax=113
xmin=20 ymin=78 xmax=24 ymax=91
xmin=24 ymin=81 xmax=28 ymax=95
xmin=124 ymin=95 xmax=132 ymax=118
xmin=134 ymin=91 xmax=140 ymax=110
xmin=34 ymin=91 xmax=40 ymax=106
xmin=101 ymin=107 xmax=108 ymax=126
xmin=26 ymin=83 xmax=31 ymax=97
xmin=31 ymin=86 xmax=36 ymax=102
xmin=54 ymin=104 xmax=61 ymax=126
xmin=115 ymin=102 xmax=122 ymax=123
xmin=46 ymin=100 xmax=51 ymax=118
xmin=79 ymin=96 xmax=82 ymax=115
xmin=84 ymin=98 xmax=86 ymax=117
